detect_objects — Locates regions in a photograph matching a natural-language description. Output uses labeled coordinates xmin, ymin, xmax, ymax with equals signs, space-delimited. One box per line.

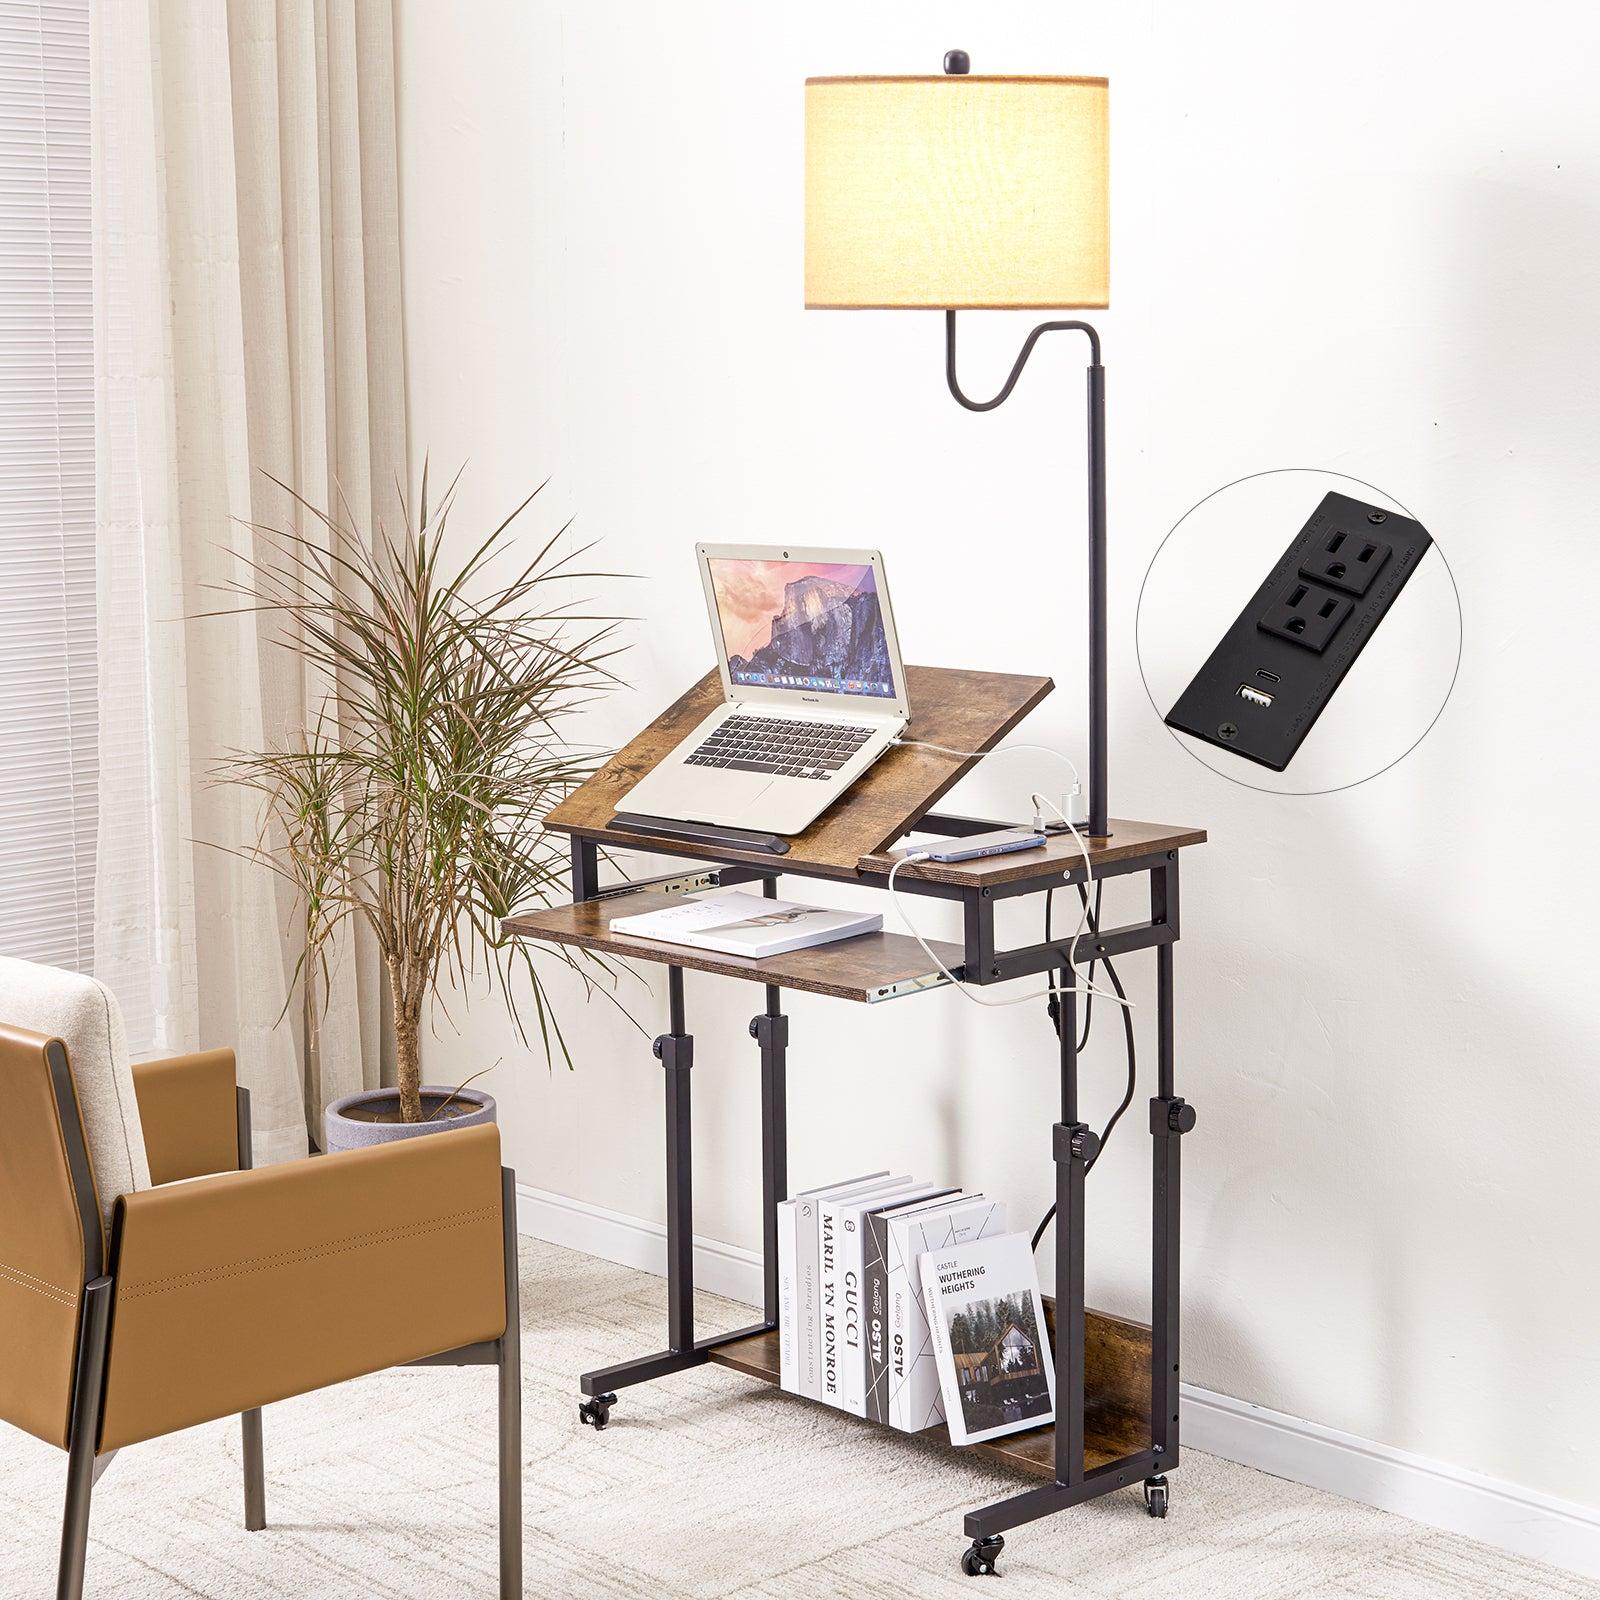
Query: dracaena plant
xmin=217 ymin=467 xmax=630 ymax=1123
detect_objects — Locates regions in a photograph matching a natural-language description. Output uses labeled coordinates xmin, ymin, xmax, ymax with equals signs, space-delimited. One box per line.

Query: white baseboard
xmin=515 ymin=1183 xmax=1600 ymax=1581
xmin=515 ymin=1181 xmax=764 ymax=1308
xmin=1180 ymin=1386 xmax=1600 ymax=1579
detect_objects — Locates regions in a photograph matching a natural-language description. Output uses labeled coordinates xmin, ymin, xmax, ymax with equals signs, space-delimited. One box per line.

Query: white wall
xmin=396 ymin=0 xmax=1600 ymax=1520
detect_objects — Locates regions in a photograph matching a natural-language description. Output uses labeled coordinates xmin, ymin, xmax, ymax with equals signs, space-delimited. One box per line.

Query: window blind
xmin=0 ymin=0 xmax=95 ymax=970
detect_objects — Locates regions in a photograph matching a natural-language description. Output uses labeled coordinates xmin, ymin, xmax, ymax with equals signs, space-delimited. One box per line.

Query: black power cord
xmin=1031 ymin=881 xmax=1137 ymax=1254
xmin=1044 ymin=880 xmax=1101 ymax=1053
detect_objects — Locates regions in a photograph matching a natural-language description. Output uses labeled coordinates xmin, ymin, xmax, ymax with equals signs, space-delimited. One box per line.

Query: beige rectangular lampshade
xmin=805 ymin=75 xmax=1109 ymax=310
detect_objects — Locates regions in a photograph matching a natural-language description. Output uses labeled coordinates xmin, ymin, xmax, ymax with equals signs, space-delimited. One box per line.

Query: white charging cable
xmin=891 ymin=738 xmax=1083 ymax=811
xmin=882 ymin=739 xmax=1133 ymax=1012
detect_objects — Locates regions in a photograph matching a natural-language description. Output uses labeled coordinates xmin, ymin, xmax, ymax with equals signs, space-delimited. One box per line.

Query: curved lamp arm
xmin=944 ymin=310 xmax=1101 ymax=410
xmin=943 ymin=310 xmax=1109 ymax=838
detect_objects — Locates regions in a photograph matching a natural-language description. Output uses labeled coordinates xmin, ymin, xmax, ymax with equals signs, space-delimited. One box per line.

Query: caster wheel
xmin=960 ymin=1534 xmax=1004 ymax=1576
xmin=578 ymin=1393 xmax=616 ymax=1431
xmin=1144 ymin=1475 xmax=1169 ymax=1518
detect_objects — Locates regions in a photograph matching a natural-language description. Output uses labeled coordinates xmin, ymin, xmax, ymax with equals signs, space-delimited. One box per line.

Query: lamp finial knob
xmin=943 ymin=50 xmax=970 ymax=76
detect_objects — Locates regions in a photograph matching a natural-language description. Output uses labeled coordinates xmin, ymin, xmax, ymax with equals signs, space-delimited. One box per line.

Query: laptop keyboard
xmin=684 ymin=716 xmax=876 ymax=781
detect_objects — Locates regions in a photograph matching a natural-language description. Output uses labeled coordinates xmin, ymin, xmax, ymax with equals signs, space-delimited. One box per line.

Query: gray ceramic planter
xmin=324 ymin=1084 xmax=497 ymax=1153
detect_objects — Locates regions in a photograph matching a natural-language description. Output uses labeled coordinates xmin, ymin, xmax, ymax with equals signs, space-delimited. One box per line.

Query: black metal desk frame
xmin=560 ymin=808 xmax=1195 ymax=1572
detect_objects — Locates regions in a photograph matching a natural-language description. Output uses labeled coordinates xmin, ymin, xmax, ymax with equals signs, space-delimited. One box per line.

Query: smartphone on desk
xmin=905 ymin=828 xmax=1047 ymax=863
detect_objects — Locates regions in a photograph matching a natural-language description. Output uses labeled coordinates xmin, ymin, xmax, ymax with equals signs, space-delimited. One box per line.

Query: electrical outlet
xmin=1164 ymin=491 xmax=1433 ymax=771
xmin=1298 ymin=524 xmax=1392 ymax=598
xmin=1258 ymin=577 xmax=1353 ymax=652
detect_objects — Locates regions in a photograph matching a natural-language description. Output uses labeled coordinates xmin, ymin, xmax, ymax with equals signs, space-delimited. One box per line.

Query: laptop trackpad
xmin=718 ymin=774 xmax=772 ymax=819
xmin=671 ymin=770 xmax=774 ymax=825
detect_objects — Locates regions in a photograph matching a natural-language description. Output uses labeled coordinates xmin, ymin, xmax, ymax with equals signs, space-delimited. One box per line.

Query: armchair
xmin=0 ymin=958 xmax=522 ymax=1600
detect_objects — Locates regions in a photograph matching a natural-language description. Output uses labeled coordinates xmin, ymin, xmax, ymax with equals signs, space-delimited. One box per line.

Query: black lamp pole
xmin=940 ymin=50 xmax=1110 ymax=839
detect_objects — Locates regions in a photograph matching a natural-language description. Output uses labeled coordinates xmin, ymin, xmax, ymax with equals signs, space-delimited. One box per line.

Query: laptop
xmin=619 ymin=544 xmax=911 ymax=837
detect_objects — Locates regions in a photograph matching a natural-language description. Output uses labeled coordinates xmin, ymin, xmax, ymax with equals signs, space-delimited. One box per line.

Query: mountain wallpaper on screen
xmin=727 ymin=572 xmax=891 ymax=689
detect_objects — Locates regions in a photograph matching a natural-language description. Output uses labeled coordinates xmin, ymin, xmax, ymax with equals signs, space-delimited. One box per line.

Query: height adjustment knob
xmin=1168 ymin=1100 xmax=1197 ymax=1135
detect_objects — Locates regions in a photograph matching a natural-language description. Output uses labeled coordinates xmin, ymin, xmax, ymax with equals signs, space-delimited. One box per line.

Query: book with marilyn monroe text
xmin=816 ymin=1177 xmax=916 ymax=1408
xmin=775 ymin=1172 xmax=888 ymax=1397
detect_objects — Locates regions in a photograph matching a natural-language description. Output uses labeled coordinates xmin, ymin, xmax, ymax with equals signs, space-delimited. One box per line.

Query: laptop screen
xmin=706 ymin=556 xmax=896 ymax=699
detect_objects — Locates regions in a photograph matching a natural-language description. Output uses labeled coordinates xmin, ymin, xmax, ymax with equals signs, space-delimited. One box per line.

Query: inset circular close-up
xmin=1136 ymin=469 xmax=1462 ymax=795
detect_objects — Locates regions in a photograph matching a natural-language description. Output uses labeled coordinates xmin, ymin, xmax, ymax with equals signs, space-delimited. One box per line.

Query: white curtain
xmin=91 ymin=0 xmax=405 ymax=1162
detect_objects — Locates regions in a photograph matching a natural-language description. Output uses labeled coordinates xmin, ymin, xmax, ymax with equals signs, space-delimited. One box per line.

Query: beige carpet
xmin=1 ymin=1238 xmax=1593 ymax=1598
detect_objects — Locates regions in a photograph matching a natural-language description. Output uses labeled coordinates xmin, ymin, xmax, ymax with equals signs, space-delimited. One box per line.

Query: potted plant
xmin=219 ymin=467 xmax=628 ymax=1149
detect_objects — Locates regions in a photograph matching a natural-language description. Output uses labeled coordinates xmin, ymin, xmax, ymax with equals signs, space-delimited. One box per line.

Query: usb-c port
xmin=1255 ymin=669 xmax=1280 ymax=684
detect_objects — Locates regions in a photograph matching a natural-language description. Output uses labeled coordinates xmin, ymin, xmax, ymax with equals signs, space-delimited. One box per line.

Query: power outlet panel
xmin=1300 ymin=526 xmax=1392 ymax=597
xmin=1164 ymin=491 xmax=1433 ymax=771
xmin=1257 ymin=577 xmax=1353 ymax=652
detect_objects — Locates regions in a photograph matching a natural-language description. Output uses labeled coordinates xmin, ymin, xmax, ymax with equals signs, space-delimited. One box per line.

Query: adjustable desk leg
xmin=1149 ymin=856 xmax=1193 ymax=1493
xmin=963 ymin=986 xmax=1105 ymax=1551
xmin=578 ymin=964 xmax=770 ymax=1415
xmin=755 ymin=878 xmax=789 ymax=1327
xmin=963 ymin=863 xmax=1193 ymax=1545
xmin=754 ymin=985 xmax=789 ymax=1327
xmin=662 ymin=965 xmax=695 ymax=1353
xmin=1055 ymin=986 xmax=1088 ymax=1492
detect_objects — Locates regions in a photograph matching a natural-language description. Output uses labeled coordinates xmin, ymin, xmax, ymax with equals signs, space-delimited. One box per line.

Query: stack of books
xmin=773 ymin=1172 xmax=1010 ymax=1435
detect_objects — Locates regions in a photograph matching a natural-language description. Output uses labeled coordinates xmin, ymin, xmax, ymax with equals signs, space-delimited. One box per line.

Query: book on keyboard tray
xmin=609 ymin=890 xmax=881 ymax=959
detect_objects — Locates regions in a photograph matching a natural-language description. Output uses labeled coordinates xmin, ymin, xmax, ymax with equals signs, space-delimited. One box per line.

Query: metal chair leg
xmin=242 ymin=1408 xmax=266 ymax=1530
xmin=57 ymin=1444 xmax=94 ymax=1600
xmin=498 ymin=1168 xmax=522 ymax=1599
xmin=57 ymin=1468 xmax=92 ymax=1600
xmin=58 ymin=1280 xmax=111 ymax=1600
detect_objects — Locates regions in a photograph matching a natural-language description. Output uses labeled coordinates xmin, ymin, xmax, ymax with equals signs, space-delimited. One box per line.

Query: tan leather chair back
xmin=0 ymin=1021 xmax=100 ymax=1447
xmin=0 ymin=959 xmax=151 ymax=1448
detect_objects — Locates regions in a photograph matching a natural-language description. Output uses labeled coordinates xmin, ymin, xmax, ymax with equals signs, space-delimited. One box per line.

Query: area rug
xmin=0 ymin=1239 xmax=1591 ymax=1598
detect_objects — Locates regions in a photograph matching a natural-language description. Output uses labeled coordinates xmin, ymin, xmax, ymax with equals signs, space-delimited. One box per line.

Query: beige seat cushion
xmin=0 ymin=958 xmax=150 ymax=1226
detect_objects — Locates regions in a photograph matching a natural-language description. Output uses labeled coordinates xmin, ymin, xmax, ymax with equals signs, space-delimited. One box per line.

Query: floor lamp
xmin=805 ymin=51 xmax=1113 ymax=836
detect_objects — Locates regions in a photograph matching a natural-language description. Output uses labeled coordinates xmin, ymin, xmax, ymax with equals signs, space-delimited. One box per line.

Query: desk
xmin=505 ymin=667 xmax=1206 ymax=1565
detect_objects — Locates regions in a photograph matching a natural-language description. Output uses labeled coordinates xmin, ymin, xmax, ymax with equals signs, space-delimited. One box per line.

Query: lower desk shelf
xmin=707 ymin=1299 xmax=1153 ymax=1481
xmin=502 ymin=889 xmax=962 ymax=1003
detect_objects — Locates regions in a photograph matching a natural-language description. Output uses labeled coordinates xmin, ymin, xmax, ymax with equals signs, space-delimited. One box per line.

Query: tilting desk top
xmin=543 ymin=665 xmax=1054 ymax=880
xmin=542 ymin=666 xmax=1205 ymax=899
